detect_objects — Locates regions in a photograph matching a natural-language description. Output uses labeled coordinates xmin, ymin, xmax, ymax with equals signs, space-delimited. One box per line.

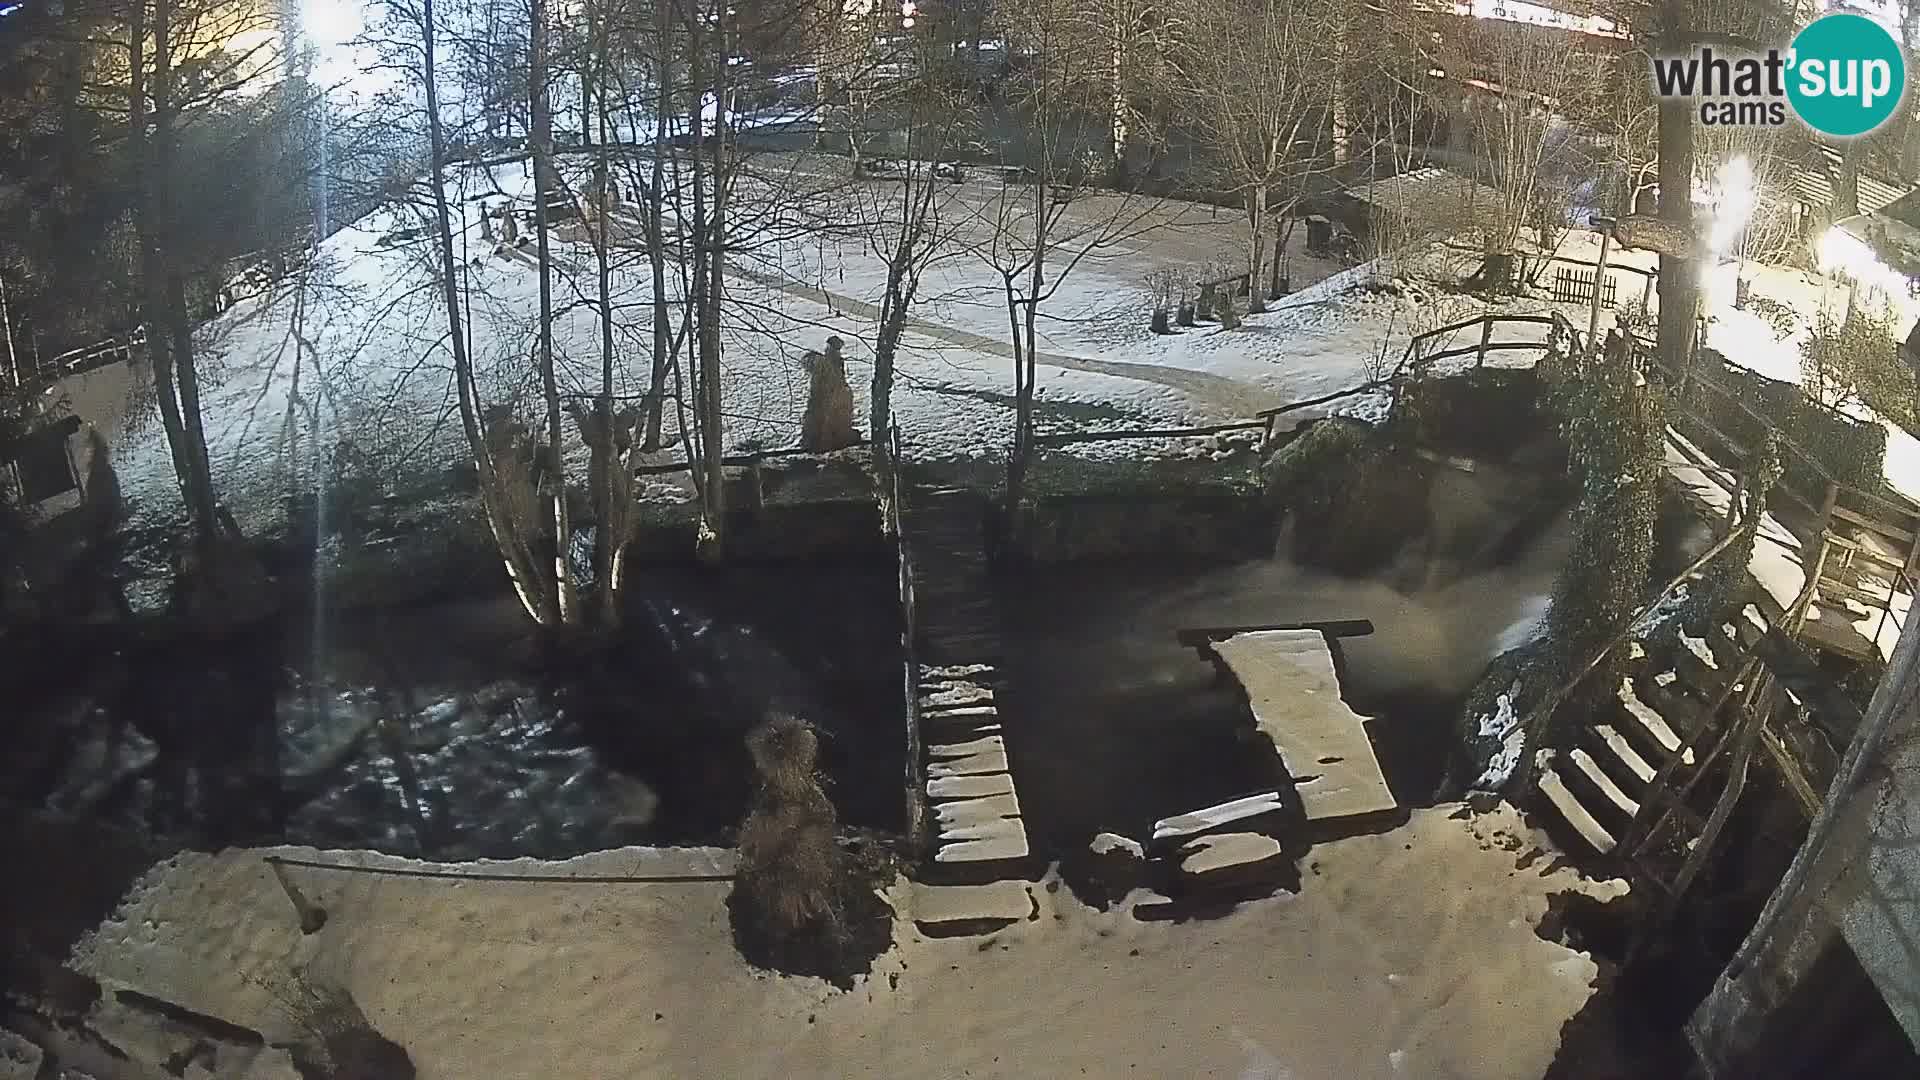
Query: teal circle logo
xmin=1787 ymin=13 xmax=1906 ymax=137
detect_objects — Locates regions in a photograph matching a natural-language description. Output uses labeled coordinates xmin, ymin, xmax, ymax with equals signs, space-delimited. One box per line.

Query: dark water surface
xmin=11 ymin=561 xmax=905 ymax=861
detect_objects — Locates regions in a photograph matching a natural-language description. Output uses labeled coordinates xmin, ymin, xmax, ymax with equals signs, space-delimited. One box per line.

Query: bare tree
xmin=1437 ymin=16 xmax=1604 ymax=290
xmin=1173 ymin=0 xmax=1337 ymax=314
xmin=984 ymin=0 xmax=1171 ymax=508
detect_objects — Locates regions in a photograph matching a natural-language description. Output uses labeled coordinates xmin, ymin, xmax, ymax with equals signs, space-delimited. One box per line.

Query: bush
xmin=1544 ymin=353 xmax=1663 ymax=708
xmin=1800 ymin=300 xmax=1915 ymax=432
xmin=1263 ymin=419 xmax=1428 ymax=574
xmin=728 ymin=714 xmax=896 ymax=987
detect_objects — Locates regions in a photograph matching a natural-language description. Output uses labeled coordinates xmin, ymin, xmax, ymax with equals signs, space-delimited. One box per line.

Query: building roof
xmin=1339 ymin=166 xmax=1504 ymax=227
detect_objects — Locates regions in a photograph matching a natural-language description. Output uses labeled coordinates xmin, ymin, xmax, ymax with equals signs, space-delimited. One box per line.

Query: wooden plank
xmin=929 ymin=735 xmax=1004 ymax=759
xmin=1617 ymin=678 xmax=1687 ymax=757
xmin=1176 ymin=620 xmax=1374 ymax=647
xmin=926 ymin=747 xmax=1010 ymax=778
xmin=928 ymin=773 xmax=1015 ymax=800
xmin=911 ymin=881 xmax=1033 ymax=925
xmin=1151 ymin=791 xmax=1285 ymax=841
xmin=1031 ymin=420 xmax=1266 ymax=447
xmin=1595 ymin=724 xmax=1657 ymax=784
xmin=1831 ymin=504 xmax=1916 ymax=545
xmin=1540 ymin=762 xmax=1617 ymax=854
xmin=1210 ymin=631 xmax=1397 ymax=822
xmin=1571 ymin=748 xmax=1642 ymax=817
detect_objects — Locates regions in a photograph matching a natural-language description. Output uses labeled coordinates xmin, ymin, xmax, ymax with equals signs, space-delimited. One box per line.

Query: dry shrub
xmin=734 ymin=716 xmax=845 ymax=939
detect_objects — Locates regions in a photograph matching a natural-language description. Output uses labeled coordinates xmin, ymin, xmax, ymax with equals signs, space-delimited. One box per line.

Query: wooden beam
xmin=1175 ymin=620 xmax=1375 ymax=647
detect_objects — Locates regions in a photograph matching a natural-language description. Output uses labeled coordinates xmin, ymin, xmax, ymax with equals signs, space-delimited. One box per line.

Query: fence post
xmin=1476 ymin=317 xmax=1492 ymax=368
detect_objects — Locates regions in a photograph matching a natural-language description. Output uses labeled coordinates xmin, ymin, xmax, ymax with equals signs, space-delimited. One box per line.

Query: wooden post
xmin=746 ymin=459 xmax=765 ymax=513
xmin=1819 ymin=480 xmax=1840 ymax=537
xmin=265 ymin=859 xmax=327 ymax=934
xmin=1586 ymin=221 xmax=1615 ymax=355
xmin=1476 ymin=318 xmax=1492 ymax=369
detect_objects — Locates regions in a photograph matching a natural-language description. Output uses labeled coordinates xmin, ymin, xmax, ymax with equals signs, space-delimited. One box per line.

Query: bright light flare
xmin=1695 ymin=155 xmax=1757 ymax=264
xmin=1818 ymin=224 xmax=1914 ymax=302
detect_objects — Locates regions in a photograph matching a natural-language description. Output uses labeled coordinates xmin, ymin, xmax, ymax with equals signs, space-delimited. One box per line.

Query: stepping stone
xmin=1151 ymin=792 xmax=1285 ymax=842
xmin=928 ymin=772 xmax=1014 ymax=800
xmin=1594 ymin=724 xmax=1656 ymax=784
xmin=911 ymin=881 xmax=1034 ymax=935
xmin=1176 ymin=832 xmax=1284 ymax=876
xmin=923 ymin=686 xmax=994 ymax=709
xmin=1538 ymin=752 xmax=1616 ymax=854
xmin=1570 ymin=748 xmax=1641 ymax=817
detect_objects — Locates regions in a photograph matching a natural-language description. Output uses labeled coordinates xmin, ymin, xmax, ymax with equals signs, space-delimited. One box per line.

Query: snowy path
xmin=723 ymin=256 xmax=1274 ymax=416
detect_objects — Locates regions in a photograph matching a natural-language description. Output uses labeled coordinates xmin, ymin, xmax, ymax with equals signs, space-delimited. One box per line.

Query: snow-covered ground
xmin=72 ymin=802 xmax=1626 ymax=1079
xmin=78 ymin=156 xmax=1570 ymax=539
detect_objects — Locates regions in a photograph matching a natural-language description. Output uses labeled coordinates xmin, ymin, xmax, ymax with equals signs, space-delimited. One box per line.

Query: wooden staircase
xmin=1533 ymin=619 xmax=1754 ymax=859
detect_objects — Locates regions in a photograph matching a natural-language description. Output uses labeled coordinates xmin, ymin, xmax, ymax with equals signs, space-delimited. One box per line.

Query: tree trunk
xmin=424 ymin=0 xmax=553 ymax=625
xmin=144 ymin=0 xmax=221 ymax=560
xmin=1655 ymin=4 xmax=1699 ymax=378
xmin=531 ymin=0 xmax=577 ymax=624
xmin=591 ymin=25 xmax=621 ymax=626
xmin=642 ymin=0 xmax=674 ymax=450
xmin=1246 ymin=184 xmax=1269 ymax=314
xmin=1835 ymin=139 xmax=1863 ymax=220
xmin=693 ymin=4 xmax=728 ymax=560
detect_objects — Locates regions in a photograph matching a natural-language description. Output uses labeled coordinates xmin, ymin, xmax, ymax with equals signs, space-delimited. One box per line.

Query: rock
xmin=0 ymin=1030 xmax=44 ymax=1080
xmin=1063 ymin=831 xmax=1147 ymax=910
xmin=1171 ymin=831 xmax=1297 ymax=896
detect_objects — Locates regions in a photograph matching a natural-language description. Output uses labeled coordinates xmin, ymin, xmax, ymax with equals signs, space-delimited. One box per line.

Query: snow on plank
xmin=911 ymin=881 xmax=1033 ymax=927
xmin=927 ymin=773 xmax=1015 ymax=801
xmin=1570 ymin=748 xmax=1641 ymax=818
xmin=1617 ymin=678 xmax=1692 ymax=761
xmin=1151 ymin=791 xmax=1285 ymax=842
xmin=1537 ymin=753 xmax=1616 ymax=854
xmin=1177 ymin=832 xmax=1284 ymax=876
xmin=933 ymin=817 xmax=1029 ymax=863
xmin=934 ymin=791 xmax=1021 ymax=826
xmin=1594 ymin=724 xmax=1656 ymax=784
xmin=922 ymin=664 xmax=993 ymax=679
xmin=922 ymin=685 xmax=994 ymax=709
xmin=1665 ymin=430 xmax=1806 ymax=614
xmin=929 ymin=735 xmax=1003 ymax=759
xmin=1209 ymin=630 xmax=1397 ymax=822
xmin=926 ymin=746 xmax=1010 ymax=777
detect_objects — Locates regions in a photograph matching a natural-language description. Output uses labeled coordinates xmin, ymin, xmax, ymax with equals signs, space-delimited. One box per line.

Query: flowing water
xmin=997 ymin=475 xmax=1572 ymax=851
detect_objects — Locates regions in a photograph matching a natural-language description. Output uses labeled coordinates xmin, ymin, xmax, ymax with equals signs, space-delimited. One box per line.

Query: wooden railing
xmin=885 ymin=421 xmax=926 ymax=852
xmin=33 ymin=332 xmax=144 ymax=383
xmin=1254 ymin=311 xmax=1576 ymax=444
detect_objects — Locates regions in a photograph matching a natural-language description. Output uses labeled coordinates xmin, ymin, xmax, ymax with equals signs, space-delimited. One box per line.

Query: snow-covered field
xmin=74 ymin=156 xmax=1590 ymax=539
xmin=73 ymin=801 xmax=1626 ymax=1079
